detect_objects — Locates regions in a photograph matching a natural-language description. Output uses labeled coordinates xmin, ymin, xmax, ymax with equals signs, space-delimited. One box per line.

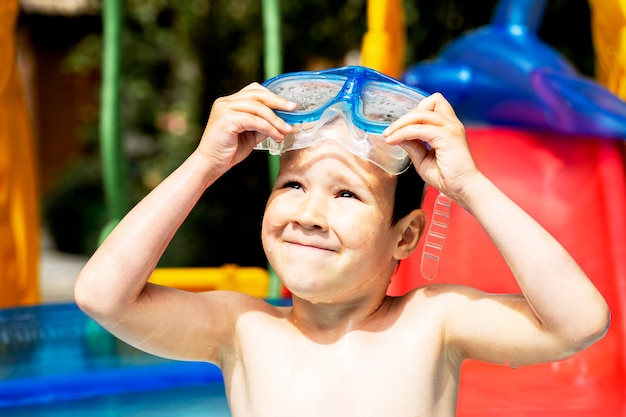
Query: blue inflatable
xmin=402 ymin=0 xmax=626 ymax=139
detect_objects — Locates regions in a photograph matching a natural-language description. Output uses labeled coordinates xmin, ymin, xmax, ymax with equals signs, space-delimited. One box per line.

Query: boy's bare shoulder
xmin=402 ymin=283 xmax=486 ymax=304
xmin=396 ymin=283 xmax=497 ymax=323
xmin=201 ymin=290 xmax=288 ymax=317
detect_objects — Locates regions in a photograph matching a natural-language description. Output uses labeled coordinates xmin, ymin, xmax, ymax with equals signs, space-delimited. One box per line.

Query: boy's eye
xmin=283 ymin=181 xmax=302 ymax=190
xmin=338 ymin=190 xmax=359 ymax=199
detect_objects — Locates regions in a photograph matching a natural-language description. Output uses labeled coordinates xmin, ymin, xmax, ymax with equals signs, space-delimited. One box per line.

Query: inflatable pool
xmin=0 ymin=303 xmax=229 ymax=417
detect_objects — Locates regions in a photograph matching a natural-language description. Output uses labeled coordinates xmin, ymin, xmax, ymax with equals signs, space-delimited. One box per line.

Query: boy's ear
xmin=393 ymin=209 xmax=426 ymax=261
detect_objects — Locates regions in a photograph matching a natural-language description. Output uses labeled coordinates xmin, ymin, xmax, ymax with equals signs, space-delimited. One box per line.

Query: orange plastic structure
xmin=0 ymin=0 xmax=40 ymax=308
xmin=149 ymin=265 xmax=270 ymax=298
xmin=360 ymin=0 xmax=406 ymax=78
xmin=390 ymin=128 xmax=626 ymax=415
xmin=589 ymin=0 xmax=626 ymax=99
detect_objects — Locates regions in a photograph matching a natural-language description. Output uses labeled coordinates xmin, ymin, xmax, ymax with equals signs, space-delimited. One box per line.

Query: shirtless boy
xmin=75 ymin=66 xmax=609 ymax=417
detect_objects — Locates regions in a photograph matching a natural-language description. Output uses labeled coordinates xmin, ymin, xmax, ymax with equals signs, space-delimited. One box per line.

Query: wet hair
xmin=391 ymin=165 xmax=426 ymax=226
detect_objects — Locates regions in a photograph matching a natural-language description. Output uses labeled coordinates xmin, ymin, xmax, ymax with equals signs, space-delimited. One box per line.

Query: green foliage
xmin=43 ymin=160 xmax=107 ymax=255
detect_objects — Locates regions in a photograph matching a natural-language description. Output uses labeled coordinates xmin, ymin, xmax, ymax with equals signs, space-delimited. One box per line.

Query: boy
xmin=75 ymin=66 xmax=609 ymax=417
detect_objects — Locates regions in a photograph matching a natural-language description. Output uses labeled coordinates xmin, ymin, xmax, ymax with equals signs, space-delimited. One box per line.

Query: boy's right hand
xmin=197 ymin=83 xmax=296 ymax=173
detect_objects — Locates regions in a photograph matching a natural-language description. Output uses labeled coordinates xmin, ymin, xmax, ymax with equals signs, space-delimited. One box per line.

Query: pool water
xmin=1 ymin=384 xmax=230 ymax=417
xmin=0 ymin=303 xmax=230 ymax=416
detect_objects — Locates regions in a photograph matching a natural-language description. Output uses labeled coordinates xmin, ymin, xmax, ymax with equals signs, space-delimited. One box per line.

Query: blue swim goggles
xmin=254 ymin=66 xmax=429 ymax=175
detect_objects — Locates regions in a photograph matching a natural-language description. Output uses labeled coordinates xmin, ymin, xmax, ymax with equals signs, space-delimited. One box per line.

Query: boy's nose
xmin=293 ymin=193 xmax=329 ymax=231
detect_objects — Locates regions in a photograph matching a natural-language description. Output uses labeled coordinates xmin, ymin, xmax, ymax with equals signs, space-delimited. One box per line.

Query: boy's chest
xmin=225 ymin=315 xmax=456 ymax=416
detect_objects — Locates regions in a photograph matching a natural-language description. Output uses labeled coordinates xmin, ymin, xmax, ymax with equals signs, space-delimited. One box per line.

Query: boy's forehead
xmin=279 ymin=138 xmax=388 ymax=177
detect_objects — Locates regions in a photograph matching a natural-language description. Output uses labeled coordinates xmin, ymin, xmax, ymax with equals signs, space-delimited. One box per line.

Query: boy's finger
xmin=249 ymin=119 xmax=289 ymax=144
xmin=384 ymin=124 xmax=438 ymax=147
xmin=383 ymin=93 xmax=457 ymax=136
xmin=399 ymin=139 xmax=429 ymax=166
xmin=220 ymin=110 xmax=290 ymax=144
xmin=237 ymin=83 xmax=297 ymax=112
xmin=416 ymin=92 xmax=458 ymax=119
xmin=229 ymin=100 xmax=293 ymax=134
xmin=383 ymin=108 xmax=448 ymax=138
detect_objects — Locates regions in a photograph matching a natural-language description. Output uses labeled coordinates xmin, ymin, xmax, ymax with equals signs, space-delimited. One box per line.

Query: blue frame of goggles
xmin=255 ymin=66 xmax=430 ymax=175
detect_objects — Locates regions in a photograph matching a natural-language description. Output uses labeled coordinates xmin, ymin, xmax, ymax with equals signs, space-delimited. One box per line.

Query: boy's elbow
xmin=74 ymin=272 xmax=101 ymax=317
xmin=74 ymin=274 xmax=90 ymax=308
xmin=565 ymin=302 xmax=611 ymax=354
xmin=585 ymin=303 xmax=611 ymax=345
xmin=74 ymin=271 xmax=125 ymax=322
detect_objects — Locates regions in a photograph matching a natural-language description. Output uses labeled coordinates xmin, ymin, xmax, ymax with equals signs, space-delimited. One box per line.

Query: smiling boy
xmin=75 ymin=67 xmax=609 ymax=417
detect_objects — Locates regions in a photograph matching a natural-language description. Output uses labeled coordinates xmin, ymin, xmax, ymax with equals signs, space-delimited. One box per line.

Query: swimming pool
xmin=0 ymin=303 xmax=230 ymax=416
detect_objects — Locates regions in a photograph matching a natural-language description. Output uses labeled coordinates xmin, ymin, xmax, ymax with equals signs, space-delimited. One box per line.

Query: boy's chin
xmin=281 ymin=281 xmax=342 ymax=305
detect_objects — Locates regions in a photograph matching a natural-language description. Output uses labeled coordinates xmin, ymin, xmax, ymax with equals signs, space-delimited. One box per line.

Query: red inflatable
xmin=389 ymin=127 xmax=626 ymax=415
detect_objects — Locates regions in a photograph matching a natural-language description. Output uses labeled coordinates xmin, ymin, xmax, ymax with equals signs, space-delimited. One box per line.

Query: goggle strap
xmin=421 ymin=192 xmax=452 ymax=280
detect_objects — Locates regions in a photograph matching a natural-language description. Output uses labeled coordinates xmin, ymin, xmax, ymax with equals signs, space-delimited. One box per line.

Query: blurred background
xmin=3 ymin=2 xmax=626 ymax=412
xmin=15 ymin=0 xmax=594 ymax=272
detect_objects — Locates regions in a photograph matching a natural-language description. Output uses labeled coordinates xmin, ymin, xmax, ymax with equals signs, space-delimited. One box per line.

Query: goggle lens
xmin=360 ymin=82 xmax=425 ymax=123
xmin=267 ymin=78 xmax=346 ymax=112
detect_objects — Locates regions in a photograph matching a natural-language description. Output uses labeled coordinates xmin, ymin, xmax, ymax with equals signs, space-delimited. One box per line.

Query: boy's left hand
xmin=383 ymin=93 xmax=479 ymax=206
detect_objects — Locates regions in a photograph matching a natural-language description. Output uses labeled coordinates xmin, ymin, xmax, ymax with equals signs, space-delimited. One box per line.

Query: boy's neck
xmin=287 ymin=291 xmax=394 ymax=343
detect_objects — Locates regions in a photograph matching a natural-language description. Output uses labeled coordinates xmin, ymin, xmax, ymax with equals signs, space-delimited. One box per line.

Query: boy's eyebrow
xmin=322 ymin=167 xmax=363 ymax=184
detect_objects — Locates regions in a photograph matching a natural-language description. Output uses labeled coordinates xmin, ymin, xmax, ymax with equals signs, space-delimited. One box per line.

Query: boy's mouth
xmin=284 ymin=239 xmax=338 ymax=253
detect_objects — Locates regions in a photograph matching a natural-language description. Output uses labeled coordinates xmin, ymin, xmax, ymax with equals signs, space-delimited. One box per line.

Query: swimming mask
xmin=254 ymin=66 xmax=429 ymax=175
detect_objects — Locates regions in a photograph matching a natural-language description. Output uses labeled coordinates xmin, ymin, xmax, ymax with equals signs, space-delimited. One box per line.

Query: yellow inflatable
xmin=589 ymin=0 xmax=626 ymax=99
xmin=0 ymin=0 xmax=40 ymax=307
xmin=360 ymin=0 xmax=406 ymax=78
xmin=148 ymin=265 xmax=269 ymax=298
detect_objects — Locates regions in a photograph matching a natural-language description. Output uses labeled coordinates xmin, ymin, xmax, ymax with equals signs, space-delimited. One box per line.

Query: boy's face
xmin=261 ymin=131 xmax=407 ymax=304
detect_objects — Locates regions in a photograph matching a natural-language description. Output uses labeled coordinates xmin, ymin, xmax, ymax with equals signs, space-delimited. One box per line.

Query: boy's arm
xmin=385 ymin=93 xmax=610 ymax=366
xmin=440 ymin=172 xmax=608 ymax=366
xmin=74 ymin=84 xmax=295 ymax=363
